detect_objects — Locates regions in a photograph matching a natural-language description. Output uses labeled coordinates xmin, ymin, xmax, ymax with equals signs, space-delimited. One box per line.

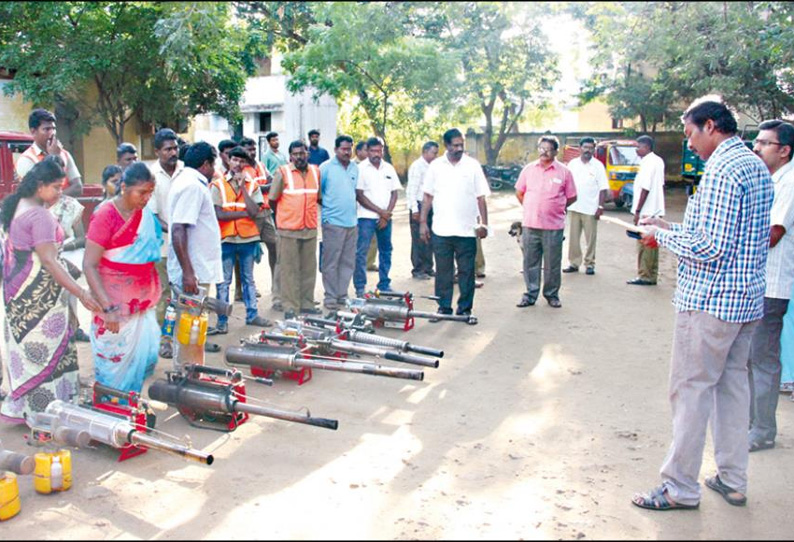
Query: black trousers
xmin=433 ymin=234 xmax=476 ymax=313
xmin=410 ymin=204 xmax=434 ymax=276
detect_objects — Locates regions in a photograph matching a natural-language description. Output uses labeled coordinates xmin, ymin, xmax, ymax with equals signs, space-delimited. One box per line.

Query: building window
xmin=258 ymin=112 xmax=272 ymax=133
xmin=611 ymin=117 xmax=624 ymax=129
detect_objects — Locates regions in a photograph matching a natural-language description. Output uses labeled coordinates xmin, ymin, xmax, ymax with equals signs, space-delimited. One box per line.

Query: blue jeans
xmin=354 ymin=218 xmax=392 ymax=293
xmin=217 ymin=241 xmax=258 ymax=324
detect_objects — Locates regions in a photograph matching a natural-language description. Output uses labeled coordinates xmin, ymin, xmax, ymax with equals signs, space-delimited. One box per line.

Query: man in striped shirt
xmin=632 ymin=98 xmax=773 ymax=511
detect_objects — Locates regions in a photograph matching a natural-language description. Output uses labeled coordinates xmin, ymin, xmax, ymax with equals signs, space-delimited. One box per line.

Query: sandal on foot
xmin=204 ymin=342 xmax=221 ymax=353
xmin=632 ymin=486 xmax=699 ymax=511
xmin=748 ymin=440 xmax=775 ymax=453
xmin=705 ymin=475 xmax=747 ymax=506
xmin=158 ymin=341 xmax=174 ymax=359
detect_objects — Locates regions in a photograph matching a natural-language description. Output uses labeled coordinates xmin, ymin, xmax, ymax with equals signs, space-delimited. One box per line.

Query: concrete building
xmin=192 ymin=55 xmax=338 ymax=163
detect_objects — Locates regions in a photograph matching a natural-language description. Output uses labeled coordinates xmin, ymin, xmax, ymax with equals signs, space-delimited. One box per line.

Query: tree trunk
xmin=481 ymin=99 xmax=496 ymax=165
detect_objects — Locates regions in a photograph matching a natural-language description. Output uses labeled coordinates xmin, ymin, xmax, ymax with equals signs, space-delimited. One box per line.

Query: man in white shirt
xmin=145 ymin=129 xmax=185 ymax=358
xmin=167 ymin=141 xmax=224 ymax=367
xmin=420 ymin=128 xmax=490 ymax=319
xmin=353 ymin=137 xmax=402 ymax=296
xmin=15 ymin=108 xmax=83 ymax=197
xmin=563 ymin=137 xmax=609 ymax=275
xmin=406 ymin=141 xmax=439 ymax=280
xmin=747 ymin=119 xmax=794 ymax=452
xmin=628 ymin=135 xmax=666 ymax=286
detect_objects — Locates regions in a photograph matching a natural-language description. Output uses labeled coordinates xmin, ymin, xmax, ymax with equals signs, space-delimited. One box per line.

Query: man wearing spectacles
xmin=514 ymin=135 xmax=577 ymax=309
xmin=632 ymin=98 xmax=773 ymax=512
xmin=747 ymin=119 xmax=794 ymax=453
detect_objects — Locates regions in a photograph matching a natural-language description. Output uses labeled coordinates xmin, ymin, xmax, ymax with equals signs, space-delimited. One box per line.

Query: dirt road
xmin=1 ymin=187 xmax=792 ymax=539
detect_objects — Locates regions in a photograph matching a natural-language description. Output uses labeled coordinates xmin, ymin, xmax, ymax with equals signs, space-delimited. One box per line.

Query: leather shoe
xmin=562 ymin=265 xmax=579 ymax=273
xmin=300 ymin=307 xmax=323 ymax=315
xmin=585 ymin=266 xmax=595 ymax=275
xmin=246 ymin=316 xmax=272 ymax=327
xmin=627 ymin=278 xmax=655 ymax=286
xmin=547 ymin=298 xmax=562 ymax=308
xmin=516 ymin=294 xmax=535 ymax=308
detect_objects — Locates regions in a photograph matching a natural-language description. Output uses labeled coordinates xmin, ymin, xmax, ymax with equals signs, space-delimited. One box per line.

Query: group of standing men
xmin=156 ymin=127 xmax=494 ymax=340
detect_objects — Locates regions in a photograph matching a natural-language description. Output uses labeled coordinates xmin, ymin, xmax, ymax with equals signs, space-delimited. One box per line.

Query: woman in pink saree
xmin=1 ymin=157 xmax=101 ymax=423
xmin=83 ymin=162 xmax=162 ymax=393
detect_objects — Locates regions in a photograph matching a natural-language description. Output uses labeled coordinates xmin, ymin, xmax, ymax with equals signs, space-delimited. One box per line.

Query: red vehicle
xmin=0 ymin=130 xmax=104 ymax=230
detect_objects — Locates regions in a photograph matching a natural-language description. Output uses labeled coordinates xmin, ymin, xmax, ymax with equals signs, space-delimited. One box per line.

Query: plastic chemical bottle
xmin=188 ymin=318 xmax=200 ymax=345
xmin=162 ymin=306 xmax=176 ymax=337
xmin=50 ymin=456 xmax=63 ymax=491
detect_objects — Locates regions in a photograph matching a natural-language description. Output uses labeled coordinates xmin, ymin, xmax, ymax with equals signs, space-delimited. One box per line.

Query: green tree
xmin=278 ymin=2 xmax=457 ymax=161
xmin=575 ymin=2 xmax=794 ymax=127
xmin=437 ymin=3 xmax=559 ymax=165
xmin=0 ymin=2 xmax=261 ymax=145
xmin=234 ymin=1 xmax=315 ymax=51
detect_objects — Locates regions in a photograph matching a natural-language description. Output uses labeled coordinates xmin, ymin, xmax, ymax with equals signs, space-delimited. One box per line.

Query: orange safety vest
xmin=275 ymin=164 xmax=319 ymax=231
xmin=20 ymin=145 xmax=73 ymax=189
xmin=211 ymin=174 xmax=260 ymax=240
xmin=243 ymin=162 xmax=270 ymax=210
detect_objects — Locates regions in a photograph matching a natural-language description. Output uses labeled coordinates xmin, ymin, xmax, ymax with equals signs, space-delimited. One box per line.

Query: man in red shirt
xmin=514 ymin=135 xmax=577 ymax=308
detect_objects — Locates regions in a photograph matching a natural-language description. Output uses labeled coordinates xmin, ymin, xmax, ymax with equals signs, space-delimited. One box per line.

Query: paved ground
xmin=1 ymin=186 xmax=793 ymax=539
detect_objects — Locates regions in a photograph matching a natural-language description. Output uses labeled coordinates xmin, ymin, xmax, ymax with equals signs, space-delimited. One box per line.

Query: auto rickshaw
xmin=562 ymin=139 xmax=641 ymax=209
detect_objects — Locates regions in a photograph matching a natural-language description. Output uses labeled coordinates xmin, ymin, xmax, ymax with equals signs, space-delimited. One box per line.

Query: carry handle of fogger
xmin=171 ymin=285 xmax=233 ymax=317
xmin=183 ymin=363 xmax=242 ymax=383
xmin=373 ymin=289 xmax=410 ymax=299
xmin=301 ymin=316 xmax=339 ymax=329
xmin=93 ymin=381 xmax=169 ymax=412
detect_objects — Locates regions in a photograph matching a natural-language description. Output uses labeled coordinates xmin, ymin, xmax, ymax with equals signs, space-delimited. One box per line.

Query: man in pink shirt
xmin=514 ymin=135 xmax=577 ymax=308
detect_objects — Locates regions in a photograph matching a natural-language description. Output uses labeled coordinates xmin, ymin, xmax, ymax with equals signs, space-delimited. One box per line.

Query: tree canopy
xmin=0 ymin=1 xmax=262 ymax=144
xmin=574 ymin=1 xmax=794 ymax=130
xmin=437 ymin=3 xmax=559 ymax=164
xmin=277 ymin=2 xmax=458 ymax=159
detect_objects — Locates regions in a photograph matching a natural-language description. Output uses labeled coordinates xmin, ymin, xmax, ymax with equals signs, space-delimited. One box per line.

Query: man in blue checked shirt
xmin=631 ymin=98 xmax=773 ymax=512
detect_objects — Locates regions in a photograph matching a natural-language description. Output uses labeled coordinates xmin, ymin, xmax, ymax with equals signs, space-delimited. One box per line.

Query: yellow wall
xmin=0 ymin=82 xmax=33 ymax=133
xmin=81 ymin=121 xmax=143 ymax=184
xmin=576 ymin=100 xmax=624 ymax=133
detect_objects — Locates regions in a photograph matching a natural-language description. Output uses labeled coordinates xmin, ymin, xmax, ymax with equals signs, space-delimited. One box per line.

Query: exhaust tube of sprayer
xmin=234 ymin=402 xmax=338 ymax=431
xmin=383 ymin=351 xmax=439 ymax=369
xmin=129 ymin=432 xmax=214 ymax=465
xmin=347 ymin=330 xmax=444 ymax=358
xmin=410 ymin=310 xmax=475 ymax=323
xmin=226 ymin=345 xmax=424 ymax=381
